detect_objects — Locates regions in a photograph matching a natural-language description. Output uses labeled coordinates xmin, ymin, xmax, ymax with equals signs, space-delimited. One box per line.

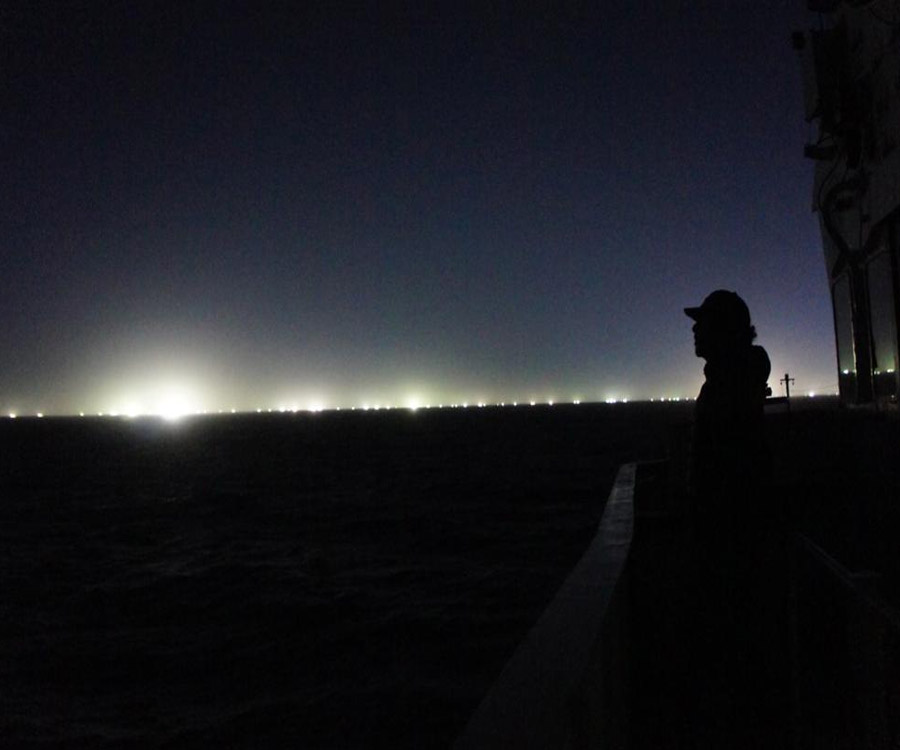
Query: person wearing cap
xmin=685 ymin=289 xmax=772 ymax=506
xmin=683 ymin=290 xmax=785 ymax=745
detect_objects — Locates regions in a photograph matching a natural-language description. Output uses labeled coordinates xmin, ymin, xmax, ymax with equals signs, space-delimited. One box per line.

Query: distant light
xmin=808 ymin=392 xmax=816 ymax=398
xmin=8 ymin=413 xmax=16 ymax=419
xmin=512 ymin=402 xmax=518 ymax=406
xmin=574 ymin=400 xmax=581 ymax=405
xmin=36 ymin=413 xmax=44 ymax=418
xmin=79 ymin=412 xmax=85 ymax=417
xmin=548 ymin=400 xmax=554 ymax=406
xmin=842 ymin=369 xmax=850 ymax=375
xmin=530 ymin=401 xmax=536 ymax=406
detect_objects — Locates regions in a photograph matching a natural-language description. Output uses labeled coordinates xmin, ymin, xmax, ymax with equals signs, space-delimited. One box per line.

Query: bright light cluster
xmin=3 ymin=390 xmax=732 ymax=419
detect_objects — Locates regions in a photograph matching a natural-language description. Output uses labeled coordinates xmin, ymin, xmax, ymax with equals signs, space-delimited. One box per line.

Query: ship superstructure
xmin=796 ymin=0 xmax=900 ymax=404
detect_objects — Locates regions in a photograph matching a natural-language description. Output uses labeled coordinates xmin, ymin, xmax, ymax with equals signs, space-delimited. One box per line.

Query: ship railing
xmin=790 ymin=532 xmax=900 ymax=748
xmin=453 ymin=461 xmax=668 ymax=750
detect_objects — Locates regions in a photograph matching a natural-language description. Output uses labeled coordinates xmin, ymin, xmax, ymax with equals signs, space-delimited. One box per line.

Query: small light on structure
xmin=842 ymin=369 xmax=850 ymax=375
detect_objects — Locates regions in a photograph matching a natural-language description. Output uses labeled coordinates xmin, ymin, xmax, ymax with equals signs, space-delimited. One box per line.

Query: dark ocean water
xmin=0 ymin=403 xmax=691 ymax=749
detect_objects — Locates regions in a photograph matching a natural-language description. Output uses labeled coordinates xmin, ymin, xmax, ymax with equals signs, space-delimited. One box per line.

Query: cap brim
xmin=684 ymin=306 xmax=702 ymax=320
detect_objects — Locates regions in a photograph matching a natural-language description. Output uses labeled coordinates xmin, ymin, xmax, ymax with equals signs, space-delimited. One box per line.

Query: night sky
xmin=2 ymin=2 xmax=835 ymax=416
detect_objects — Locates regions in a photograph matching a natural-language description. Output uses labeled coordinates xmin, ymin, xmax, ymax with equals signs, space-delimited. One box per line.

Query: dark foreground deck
xmin=454 ymin=405 xmax=900 ymax=749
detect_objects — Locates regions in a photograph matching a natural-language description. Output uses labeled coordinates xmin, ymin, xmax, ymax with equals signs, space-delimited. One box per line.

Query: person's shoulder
xmin=748 ymin=345 xmax=771 ymax=378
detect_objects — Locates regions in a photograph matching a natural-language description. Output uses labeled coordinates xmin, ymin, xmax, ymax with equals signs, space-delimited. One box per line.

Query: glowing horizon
xmin=0 ymin=362 xmax=839 ymax=418
xmin=2 ymin=388 xmax=846 ymax=420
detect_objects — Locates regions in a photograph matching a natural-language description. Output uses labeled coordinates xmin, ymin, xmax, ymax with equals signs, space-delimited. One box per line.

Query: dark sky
xmin=2 ymin=1 xmax=834 ymax=416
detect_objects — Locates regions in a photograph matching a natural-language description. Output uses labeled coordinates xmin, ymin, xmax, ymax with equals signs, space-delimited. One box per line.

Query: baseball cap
xmin=684 ymin=290 xmax=751 ymax=328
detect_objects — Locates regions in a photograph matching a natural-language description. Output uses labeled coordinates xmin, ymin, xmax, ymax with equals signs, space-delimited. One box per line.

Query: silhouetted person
xmin=686 ymin=289 xmax=771 ymax=510
xmin=682 ymin=290 xmax=786 ymax=748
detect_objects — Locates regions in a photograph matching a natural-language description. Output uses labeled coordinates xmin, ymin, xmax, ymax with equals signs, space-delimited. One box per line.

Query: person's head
xmin=684 ymin=290 xmax=757 ymax=360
